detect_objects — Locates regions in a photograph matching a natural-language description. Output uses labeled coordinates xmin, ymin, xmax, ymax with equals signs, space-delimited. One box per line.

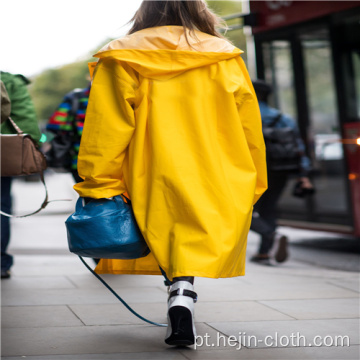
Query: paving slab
xmin=1 ymin=285 xmax=166 ymax=307
xmin=327 ymin=279 xmax=360 ymax=293
xmin=195 ymin=300 xmax=293 ymax=322
xmin=1 ymin=324 xmax=167 ymax=357
xmin=68 ymin=303 xmax=168 ymax=326
xmin=247 ymin=264 xmax=360 ymax=281
xmin=207 ymin=318 xmax=360 ymax=348
xmin=180 ymin=345 xmax=360 ymax=360
xmin=0 ymin=276 xmax=75 ymax=290
xmin=1 ymin=346 xmax=360 ymax=360
xmin=7 ymin=254 xmax=88 ymax=277
xmin=9 ymin=215 xmax=70 ymax=251
xmin=1 ymin=352 xmax=188 ymax=360
xmin=2 ymin=305 xmax=84 ymax=328
xmin=68 ymin=273 xmax=165 ymax=289
xmin=68 ymin=300 xmax=292 ymax=327
xmin=260 ymin=298 xmax=360 ymax=320
xmin=243 ymin=262 xmax=360 ymax=281
xmin=195 ymin=278 xmax=357 ymax=302
xmin=1 ymin=323 xmax=222 ymax=356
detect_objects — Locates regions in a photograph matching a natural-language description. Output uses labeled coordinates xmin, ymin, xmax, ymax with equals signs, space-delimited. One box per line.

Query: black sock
xmin=173 ymin=276 xmax=194 ymax=285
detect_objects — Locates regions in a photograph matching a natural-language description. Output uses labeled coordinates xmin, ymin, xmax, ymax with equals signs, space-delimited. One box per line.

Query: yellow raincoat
xmin=74 ymin=26 xmax=267 ymax=280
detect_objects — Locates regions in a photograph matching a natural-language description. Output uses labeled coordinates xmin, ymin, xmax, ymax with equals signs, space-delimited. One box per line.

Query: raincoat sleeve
xmin=73 ymin=58 xmax=137 ymax=199
xmin=235 ymin=58 xmax=267 ymax=205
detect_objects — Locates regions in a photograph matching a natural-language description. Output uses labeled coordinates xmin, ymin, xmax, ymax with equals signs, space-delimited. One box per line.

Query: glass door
xmin=300 ymin=29 xmax=350 ymax=222
xmin=259 ymin=27 xmax=352 ymax=225
xmin=262 ymin=40 xmax=307 ymax=216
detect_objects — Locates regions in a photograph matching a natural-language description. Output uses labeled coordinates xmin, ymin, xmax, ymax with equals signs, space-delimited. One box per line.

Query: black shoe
xmin=271 ymin=233 xmax=289 ymax=263
xmin=1 ymin=269 xmax=11 ymax=279
xmin=250 ymin=254 xmax=273 ymax=266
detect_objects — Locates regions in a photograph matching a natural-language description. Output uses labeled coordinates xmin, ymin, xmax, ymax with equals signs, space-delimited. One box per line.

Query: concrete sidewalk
xmin=1 ymin=173 xmax=359 ymax=359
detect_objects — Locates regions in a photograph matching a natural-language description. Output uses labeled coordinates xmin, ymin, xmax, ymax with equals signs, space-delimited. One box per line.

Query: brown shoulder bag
xmin=1 ymin=117 xmax=49 ymax=217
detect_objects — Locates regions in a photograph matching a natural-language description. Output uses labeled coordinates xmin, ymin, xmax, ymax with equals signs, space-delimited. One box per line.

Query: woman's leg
xmin=250 ymin=210 xmax=275 ymax=256
xmin=252 ymin=171 xmax=288 ymax=256
xmin=1 ymin=177 xmax=13 ymax=278
xmin=257 ymin=171 xmax=288 ymax=231
xmin=172 ymin=276 xmax=194 ymax=284
xmin=253 ymin=171 xmax=289 ymax=263
xmin=160 ymin=267 xmax=194 ymax=286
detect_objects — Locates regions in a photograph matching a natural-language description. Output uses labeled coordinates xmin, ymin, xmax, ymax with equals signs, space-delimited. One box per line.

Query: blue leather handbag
xmin=65 ymin=195 xmax=150 ymax=259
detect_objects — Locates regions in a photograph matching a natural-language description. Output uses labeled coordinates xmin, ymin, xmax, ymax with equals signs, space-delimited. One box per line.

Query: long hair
xmin=127 ymin=0 xmax=225 ymax=43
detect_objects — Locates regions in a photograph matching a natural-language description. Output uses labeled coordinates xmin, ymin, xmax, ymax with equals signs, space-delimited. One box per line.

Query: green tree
xmin=207 ymin=0 xmax=242 ymax=16
xmin=29 ymin=40 xmax=110 ymax=123
xmin=30 ymin=61 xmax=89 ymax=123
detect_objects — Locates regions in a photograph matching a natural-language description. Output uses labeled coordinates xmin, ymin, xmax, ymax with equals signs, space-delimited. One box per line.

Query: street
xmin=1 ymin=172 xmax=359 ymax=359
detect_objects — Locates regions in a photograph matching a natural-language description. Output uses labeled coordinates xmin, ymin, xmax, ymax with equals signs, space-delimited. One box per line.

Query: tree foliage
xmin=29 ymin=40 xmax=110 ymax=123
xmin=207 ymin=1 xmax=242 ymax=16
xmin=30 ymin=61 xmax=90 ymax=122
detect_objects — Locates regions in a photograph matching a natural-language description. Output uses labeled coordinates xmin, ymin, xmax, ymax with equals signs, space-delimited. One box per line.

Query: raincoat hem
xmin=94 ymin=268 xmax=246 ymax=278
xmin=95 ymin=269 xmax=162 ymax=276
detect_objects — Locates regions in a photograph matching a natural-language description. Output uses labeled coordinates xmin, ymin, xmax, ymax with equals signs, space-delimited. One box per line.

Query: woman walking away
xmin=74 ymin=0 xmax=267 ymax=346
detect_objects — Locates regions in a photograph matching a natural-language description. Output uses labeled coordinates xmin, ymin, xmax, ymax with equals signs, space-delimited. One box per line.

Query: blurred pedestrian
xmin=250 ymin=79 xmax=313 ymax=265
xmin=46 ymin=84 xmax=100 ymax=264
xmin=1 ymin=71 xmax=42 ymax=279
xmin=46 ymin=84 xmax=91 ymax=183
xmin=74 ymin=0 xmax=267 ymax=346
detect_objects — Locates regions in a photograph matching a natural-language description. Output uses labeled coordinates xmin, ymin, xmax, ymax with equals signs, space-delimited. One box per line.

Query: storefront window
xmin=262 ymin=40 xmax=306 ymax=214
xmin=339 ymin=15 xmax=360 ymax=121
xmin=260 ymin=29 xmax=351 ymax=222
xmin=352 ymin=51 xmax=360 ymax=118
xmin=303 ymin=39 xmax=338 ymax=135
xmin=301 ymin=34 xmax=348 ymax=216
xmin=262 ymin=41 xmax=297 ymax=120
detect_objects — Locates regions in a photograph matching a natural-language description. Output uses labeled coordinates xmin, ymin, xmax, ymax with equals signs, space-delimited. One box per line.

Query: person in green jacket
xmin=1 ymin=71 xmax=41 ymax=279
xmin=0 ymin=72 xmax=41 ymax=141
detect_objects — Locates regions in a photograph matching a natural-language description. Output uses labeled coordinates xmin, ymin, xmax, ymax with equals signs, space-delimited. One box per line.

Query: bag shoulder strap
xmin=0 ymin=172 xmax=71 ymax=218
xmin=0 ymin=173 xmax=48 ymax=218
xmin=78 ymin=256 xmax=167 ymax=327
xmin=1 ymin=117 xmax=48 ymax=218
xmin=7 ymin=117 xmax=24 ymax=135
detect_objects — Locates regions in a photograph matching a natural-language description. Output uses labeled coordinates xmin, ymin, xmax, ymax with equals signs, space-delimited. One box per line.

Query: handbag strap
xmin=1 ymin=118 xmax=72 ymax=218
xmin=7 ymin=117 xmax=24 ymax=134
xmin=78 ymin=256 xmax=167 ymax=328
xmin=0 ymin=172 xmax=72 ymax=218
xmin=0 ymin=174 xmax=48 ymax=218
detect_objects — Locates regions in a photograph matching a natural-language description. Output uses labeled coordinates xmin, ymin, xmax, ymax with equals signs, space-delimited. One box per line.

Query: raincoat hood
xmin=94 ymin=26 xmax=243 ymax=80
